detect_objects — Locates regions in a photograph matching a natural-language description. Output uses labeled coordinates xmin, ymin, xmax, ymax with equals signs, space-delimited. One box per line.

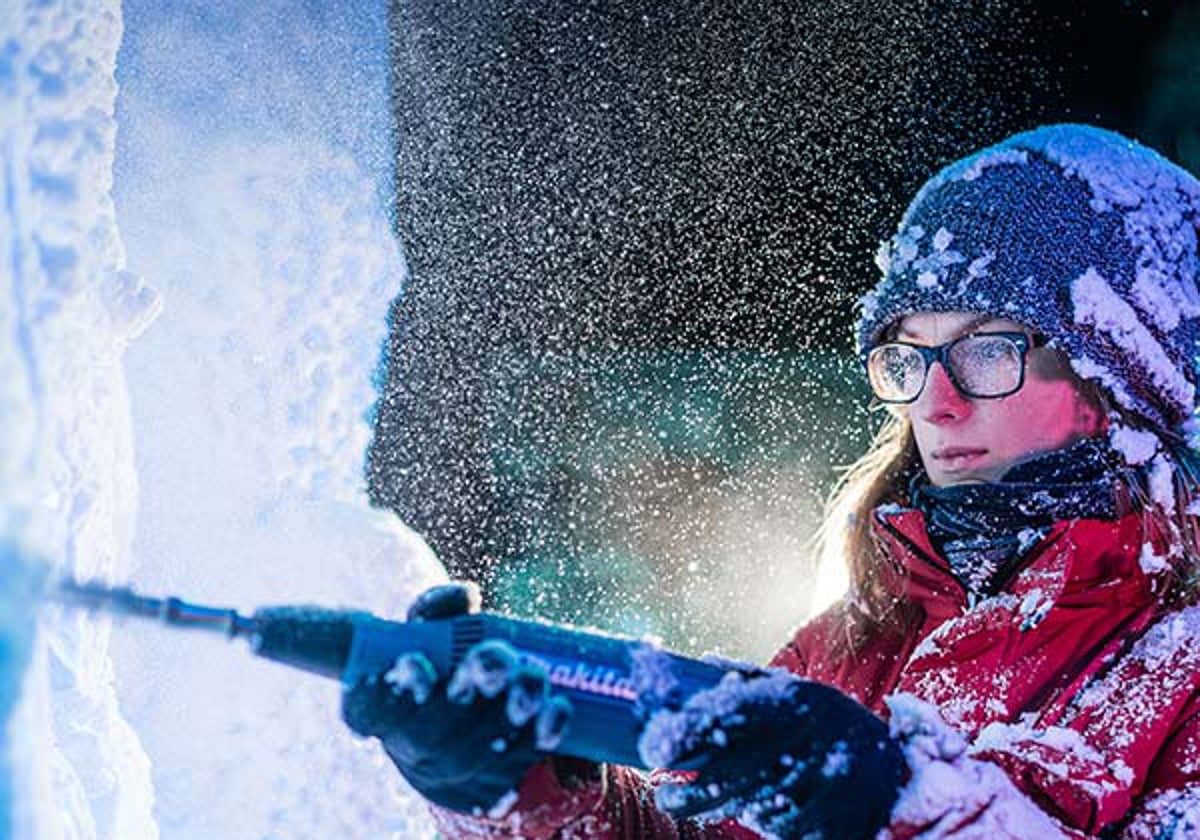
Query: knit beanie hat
xmin=856 ymin=124 xmax=1200 ymax=472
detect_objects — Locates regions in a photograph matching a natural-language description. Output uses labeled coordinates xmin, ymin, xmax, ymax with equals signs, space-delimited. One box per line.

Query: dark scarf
xmin=907 ymin=437 xmax=1139 ymax=597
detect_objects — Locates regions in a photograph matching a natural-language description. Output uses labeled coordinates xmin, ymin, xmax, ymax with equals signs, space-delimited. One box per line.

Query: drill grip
xmin=250 ymin=607 xmax=730 ymax=769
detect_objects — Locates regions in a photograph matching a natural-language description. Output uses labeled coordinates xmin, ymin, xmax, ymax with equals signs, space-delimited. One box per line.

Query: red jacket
xmin=433 ymin=509 xmax=1200 ymax=839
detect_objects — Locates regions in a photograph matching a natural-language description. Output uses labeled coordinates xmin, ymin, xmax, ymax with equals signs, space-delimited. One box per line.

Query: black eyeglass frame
xmin=865 ymin=330 xmax=1048 ymax=404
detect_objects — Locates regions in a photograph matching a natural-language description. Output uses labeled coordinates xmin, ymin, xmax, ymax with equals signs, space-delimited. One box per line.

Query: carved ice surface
xmin=106 ymin=1 xmax=447 ymax=836
xmin=4 ymin=0 xmax=445 ymax=837
xmin=2 ymin=2 xmax=158 ymax=837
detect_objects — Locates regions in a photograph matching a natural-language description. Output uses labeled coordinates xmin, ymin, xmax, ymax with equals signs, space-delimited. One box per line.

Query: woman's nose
xmin=916 ymin=362 xmax=971 ymax=424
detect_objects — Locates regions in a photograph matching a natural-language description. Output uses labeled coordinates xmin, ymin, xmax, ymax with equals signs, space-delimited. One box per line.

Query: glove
xmin=340 ymin=582 xmax=573 ymax=816
xmin=639 ymin=670 xmax=906 ymax=840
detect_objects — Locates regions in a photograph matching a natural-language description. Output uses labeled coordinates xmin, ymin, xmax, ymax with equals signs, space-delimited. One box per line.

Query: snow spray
xmin=55 ymin=578 xmax=731 ymax=770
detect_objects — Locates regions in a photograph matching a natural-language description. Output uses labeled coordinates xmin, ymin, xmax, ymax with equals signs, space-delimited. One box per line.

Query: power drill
xmin=55 ymin=578 xmax=736 ymax=770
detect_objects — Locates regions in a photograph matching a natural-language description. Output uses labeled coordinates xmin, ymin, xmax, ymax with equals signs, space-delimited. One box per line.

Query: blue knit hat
xmin=856 ymin=124 xmax=1200 ymax=464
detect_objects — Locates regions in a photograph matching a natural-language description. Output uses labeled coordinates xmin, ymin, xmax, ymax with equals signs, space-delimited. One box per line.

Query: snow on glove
xmin=639 ymin=669 xmax=906 ymax=840
xmin=340 ymin=582 xmax=573 ymax=817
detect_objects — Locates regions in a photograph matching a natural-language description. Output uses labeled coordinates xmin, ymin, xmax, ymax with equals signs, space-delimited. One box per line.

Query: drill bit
xmin=53 ymin=577 xmax=257 ymax=638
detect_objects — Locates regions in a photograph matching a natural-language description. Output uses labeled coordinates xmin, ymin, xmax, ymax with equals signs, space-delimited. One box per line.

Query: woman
xmin=342 ymin=124 xmax=1200 ymax=839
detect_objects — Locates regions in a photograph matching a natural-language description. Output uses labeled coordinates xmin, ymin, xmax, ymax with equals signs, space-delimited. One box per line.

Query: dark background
xmin=367 ymin=0 xmax=1200 ymax=648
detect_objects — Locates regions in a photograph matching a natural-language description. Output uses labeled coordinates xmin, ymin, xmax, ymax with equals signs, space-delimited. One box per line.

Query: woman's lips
xmin=931 ymin=447 xmax=988 ymax=470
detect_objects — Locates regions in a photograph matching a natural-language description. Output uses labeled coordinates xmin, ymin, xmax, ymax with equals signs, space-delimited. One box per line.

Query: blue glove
xmin=639 ymin=670 xmax=906 ymax=840
xmin=340 ymin=583 xmax=573 ymax=816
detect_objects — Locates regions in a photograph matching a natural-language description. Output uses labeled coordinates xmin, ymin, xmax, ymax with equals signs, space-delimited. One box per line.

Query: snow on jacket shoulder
xmin=433 ymin=508 xmax=1200 ymax=839
xmin=780 ymin=508 xmax=1200 ymax=839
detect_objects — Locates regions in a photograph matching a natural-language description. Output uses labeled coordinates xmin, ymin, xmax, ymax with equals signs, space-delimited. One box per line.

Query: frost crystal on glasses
xmin=866 ymin=332 xmax=1037 ymax=403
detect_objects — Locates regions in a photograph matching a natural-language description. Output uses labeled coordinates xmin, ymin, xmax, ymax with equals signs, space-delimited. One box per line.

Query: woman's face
xmin=891 ymin=311 xmax=1108 ymax=487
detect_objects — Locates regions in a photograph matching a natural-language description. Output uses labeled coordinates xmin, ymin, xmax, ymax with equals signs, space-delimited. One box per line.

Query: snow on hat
xmin=856 ymin=124 xmax=1200 ymax=465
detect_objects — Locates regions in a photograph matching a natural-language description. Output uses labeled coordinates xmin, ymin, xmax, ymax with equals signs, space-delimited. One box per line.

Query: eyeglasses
xmin=865 ymin=331 xmax=1047 ymax=404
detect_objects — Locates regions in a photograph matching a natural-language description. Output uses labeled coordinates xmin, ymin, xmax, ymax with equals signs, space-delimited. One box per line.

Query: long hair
xmin=1124 ymin=423 xmax=1200 ymax=608
xmin=811 ymin=408 xmax=922 ymax=658
xmin=814 ymin=385 xmax=1200 ymax=660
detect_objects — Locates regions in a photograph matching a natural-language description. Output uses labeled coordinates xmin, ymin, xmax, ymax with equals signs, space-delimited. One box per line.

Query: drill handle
xmin=249 ymin=606 xmax=731 ymax=770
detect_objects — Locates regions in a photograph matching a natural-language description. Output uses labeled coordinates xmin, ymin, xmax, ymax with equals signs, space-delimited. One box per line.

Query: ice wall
xmin=107 ymin=1 xmax=445 ymax=837
xmin=1 ymin=2 xmax=160 ymax=838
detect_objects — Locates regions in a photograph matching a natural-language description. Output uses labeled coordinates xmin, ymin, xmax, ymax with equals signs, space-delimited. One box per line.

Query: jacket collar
xmin=870 ymin=506 xmax=1163 ymax=620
